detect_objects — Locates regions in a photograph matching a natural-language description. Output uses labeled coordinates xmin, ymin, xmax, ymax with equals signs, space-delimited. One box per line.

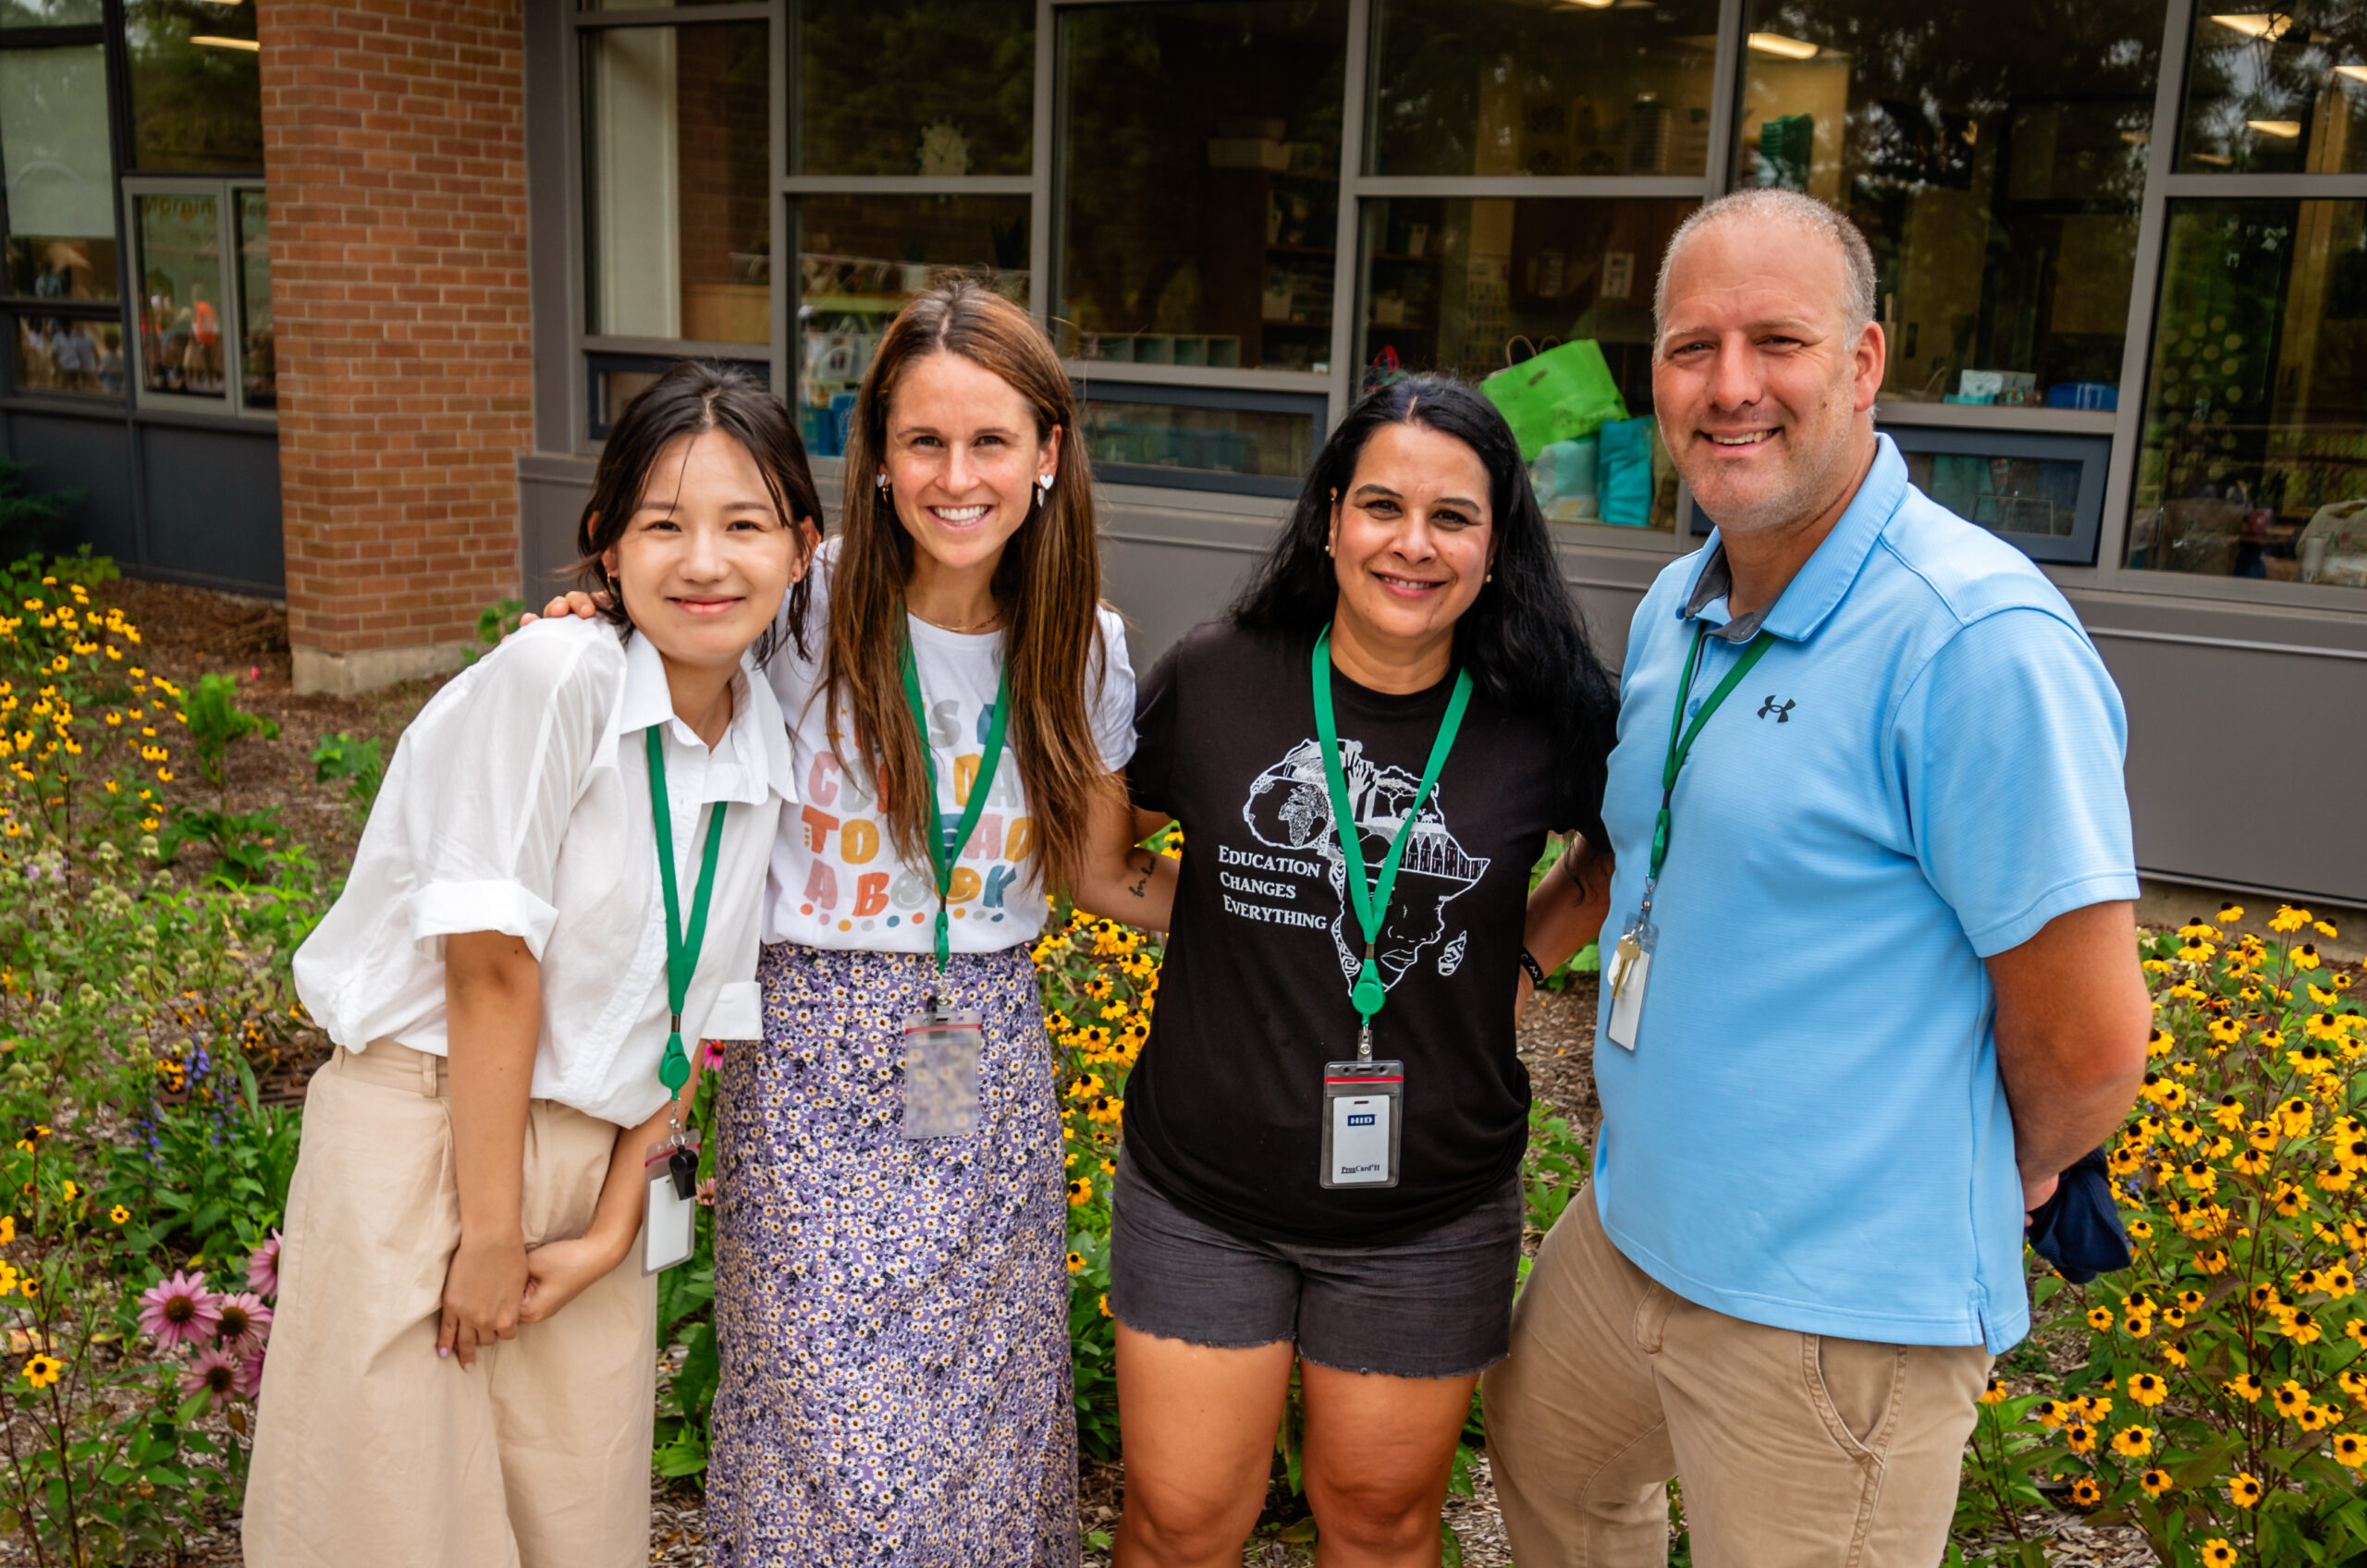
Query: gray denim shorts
xmin=1108 ymin=1151 xmax=1525 ymax=1379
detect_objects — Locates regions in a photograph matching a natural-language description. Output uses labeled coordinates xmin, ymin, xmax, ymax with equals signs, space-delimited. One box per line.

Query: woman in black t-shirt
xmin=1102 ymin=375 xmax=1619 ymax=1564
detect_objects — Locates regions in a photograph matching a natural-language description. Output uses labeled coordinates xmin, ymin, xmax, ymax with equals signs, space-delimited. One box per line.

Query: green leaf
xmin=1441 ymin=1519 xmax=1466 ymax=1567
xmin=1273 ymin=1516 xmax=1319 ymax=1544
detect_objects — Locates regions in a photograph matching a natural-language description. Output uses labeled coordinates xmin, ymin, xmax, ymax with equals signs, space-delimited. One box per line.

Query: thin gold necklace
xmin=910 ymin=604 xmax=1003 ymax=634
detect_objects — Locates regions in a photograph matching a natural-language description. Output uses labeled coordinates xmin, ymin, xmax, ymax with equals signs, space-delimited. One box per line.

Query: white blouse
xmin=761 ymin=537 xmax=1135 ymax=953
xmin=293 ymin=617 xmax=795 ymax=1127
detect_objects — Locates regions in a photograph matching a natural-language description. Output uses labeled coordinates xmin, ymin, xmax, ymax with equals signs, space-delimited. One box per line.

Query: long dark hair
xmin=1231 ymin=373 xmax=1616 ymax=820
xmin=575 ymin=360 xmax=823 ymax=661
xmin=824 ymin=276 xmax=1112 ymax=896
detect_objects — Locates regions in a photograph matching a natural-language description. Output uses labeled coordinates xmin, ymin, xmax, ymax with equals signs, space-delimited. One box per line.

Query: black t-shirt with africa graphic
xmin=1122 ymin=621 xmax=1602 ymax=1247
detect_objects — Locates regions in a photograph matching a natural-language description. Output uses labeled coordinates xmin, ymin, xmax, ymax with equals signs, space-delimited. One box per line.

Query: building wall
xmin=257 ymin=0 xmax=532 ymax=694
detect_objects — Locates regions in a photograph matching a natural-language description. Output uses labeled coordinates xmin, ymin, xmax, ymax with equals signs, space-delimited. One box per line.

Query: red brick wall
xmin=259 ymin=0 xmax=529 ymax=680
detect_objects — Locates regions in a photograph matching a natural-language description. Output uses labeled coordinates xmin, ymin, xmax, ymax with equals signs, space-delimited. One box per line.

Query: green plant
xmin=464 ymin=598 xmax=527 ymax=666
xmin=652 ymin=1068 xmax=721 ymax=1480
xmin=180 ymin=673 xmax=278 ymax=796
xmin=0 ymin=462 xmax=78 ymax=567
xmin=309 ymin=731 xmax=385 ymax=823
xmin=1958 ymin=905 xmax=2367 ymax=1566
xmin=154 ymin=805 xmax=292 ymax=887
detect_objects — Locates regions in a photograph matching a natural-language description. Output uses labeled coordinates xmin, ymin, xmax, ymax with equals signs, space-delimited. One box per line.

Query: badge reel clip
xmin=1321 ymin=964 xmax=1404 ymax=1190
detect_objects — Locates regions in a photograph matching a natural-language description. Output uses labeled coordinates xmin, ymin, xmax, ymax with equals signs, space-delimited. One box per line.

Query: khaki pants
xmin=1481 ymin=1189 xmax=1989 ymax=1568
xmin=244 ymin=1043 xmax=656 ymax=1568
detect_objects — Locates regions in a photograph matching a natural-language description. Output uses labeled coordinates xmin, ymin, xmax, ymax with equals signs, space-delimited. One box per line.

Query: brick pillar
xmin=259 ymin=0 xmax=531 ymax=694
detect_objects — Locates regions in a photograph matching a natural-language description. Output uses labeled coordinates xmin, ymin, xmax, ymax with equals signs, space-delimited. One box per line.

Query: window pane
xmin=236 ymin=189 xmax=272 ymax=410
xmin=1060 ymin=0 xmax=1348 ymax=372
xmin=794 ymin=193 xmax=1029 ymax=455
xmin=133 ymin=190 xmax=224 ymax=398
xmin=1900 ymin=449 xmax=2083 ymax=539
xmin=2181 ymin=7 xmax=2367 ymax=172
xmin=127 ymin=0 xmax=264 ymax=171
xmin=2 ymin=46 xmax=117 ymax=302
xmin=1356 ymin=196 xmax=1692 ymax=530
xmin=583 ymin=23 xmax=770 ymax=343
xmin=2128 ymin=200 xmax=2367 ymax=589
xmin=1739 ymin=0 xmax=2163 ymax=410
xmin=12 ymin=314 xmax=120 ymax=397
xmin=1 ymin=0 xmax=103 ymax=25
xmin=1079 ymin=392 xmax=1318 ymax=491
xmin=796 ymin=0 xmax=1034 ymax=176
xmin=1371 ymin=0 xmax=1720 ymax=178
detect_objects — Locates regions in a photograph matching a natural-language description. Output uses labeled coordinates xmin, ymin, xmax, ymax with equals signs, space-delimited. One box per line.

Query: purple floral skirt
xmin=705 ymin=942 xmax=1078 ymax=1567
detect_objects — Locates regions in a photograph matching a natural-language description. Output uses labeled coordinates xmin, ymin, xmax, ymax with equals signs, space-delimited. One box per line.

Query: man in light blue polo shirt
xmin=1484 ymin=190 xmax=2152 ymax=1566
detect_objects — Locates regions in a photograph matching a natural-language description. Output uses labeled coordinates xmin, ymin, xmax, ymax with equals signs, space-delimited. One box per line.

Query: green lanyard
xmin=1311 ymin=622 xmax=1473 ymax=1057
xmin=1641 ymin=622 xmax=1775 ymax=918
xmin=645 ymin=724 xmax=730 ymax=1104
xmin=900 ymin=633 xmax=1012 ymax=983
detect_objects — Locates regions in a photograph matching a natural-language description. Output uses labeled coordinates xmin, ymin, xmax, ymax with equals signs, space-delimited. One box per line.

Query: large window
xmin=125 ymin=0 xmax=262 ymax=172
xmin=583 ymin=22 xmax=770 ymax=346
xmin=2 ymin=40 xmax=117 ymax=400
xmin=1058 ymin=1 xmax=1349 ymax=374
xmin=2127 ymin=200 xmax=2367 ymax=588
xmin=794 ymin=0 xmax=1034 ymax=178
xmin=2180 ymin=6 xmax=2367 ymax=173
xmin=1738 ymin=0 xmax=2165 ymax=411
xmin=1370 ymin=0 xmax=1721 ymax=178
xmin=122 ymin=178 xmax=271 ymax=418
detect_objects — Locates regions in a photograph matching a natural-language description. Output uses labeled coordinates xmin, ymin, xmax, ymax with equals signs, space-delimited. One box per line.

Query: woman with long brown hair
xmin=705 ymin=278 xmax=1167 ymax=1564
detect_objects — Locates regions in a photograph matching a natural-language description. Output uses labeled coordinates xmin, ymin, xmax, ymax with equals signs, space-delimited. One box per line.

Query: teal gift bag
xmin=1598 ymin=417 xmax=1655 ymax=528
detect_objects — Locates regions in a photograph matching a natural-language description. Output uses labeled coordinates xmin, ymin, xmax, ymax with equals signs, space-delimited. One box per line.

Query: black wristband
xmin=1517 ymin=948 xmax=1548 ymax=987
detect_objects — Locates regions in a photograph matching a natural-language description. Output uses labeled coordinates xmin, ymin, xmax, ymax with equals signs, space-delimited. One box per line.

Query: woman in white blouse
xmin=244 ymin=362 xmax=819 ymax=1568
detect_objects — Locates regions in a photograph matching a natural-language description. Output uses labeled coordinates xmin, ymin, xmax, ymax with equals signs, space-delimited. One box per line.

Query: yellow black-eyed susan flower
xmin=107 ymin=1206 xmax=127 ymax=1225
xmin=2233 ymin=1146 xmax=2274 ymax=1176
xmin=1066 ymin=1178 xmax=1092 ymax=1207
xmin=19 ymin=1354 xmax=60 ymax=1389
xmin=2065 ymin=1424 xmax=2097 ymax=1454
xmin=2300 ymin=1403 xmax=2340 ymax=1431
xmin=2128 ymin=1372 xmax=2167 ymax=1407
xmin=1098 ymin=1293 xmax=1111 ymax=1318
xmin=2248 ymin=1119 xmax=2282 ymax=1151
xmin=2212 ymin=1094 xmax=2247 ymax=1130
xmin=2227 ymin=1473 xmax=2264 ymax=1506
xmin=2226 ymin=1373 xmax=2265 ymax=1403
xmin=2030 ymin=1399 xmax=2066 ymax=1428
xmin=2283 ymin=1309 xmax=2324 ymax=1345
xmin=2273 ymin=905 xmax=2312 ymax=934
xmin=2162 ymin=1343 xmax=2189 ymax=1369
xmin=2140 ymin=1467 xmax=2173 ymax=1497
xmin=2110 ymin=1426 xmax=2153 ymax=1457
xmin=2296 ymin=943 xmax=2324 ymax=971
xmin=2201 ymin=1540 xmax=2237 ymax=1567
xmin=2275 ymin=1380 xmax=2310 ymax=1415
xmin=2181 ymin=1160 xmax=2216 ymax=1194
xmin=2067 ymin=1476 xmax=2103 ymax=1509
xmin=2086 ymin=1305 xmax=2115 ymax=1332
xmin=1977 ymin=1377 xmax=2007 ymax=1406
xmin=2337 ymin=1433 xmax=2367 ymax=1469
xmin=1065 ymin=1252 xmax=1085 ymax=1275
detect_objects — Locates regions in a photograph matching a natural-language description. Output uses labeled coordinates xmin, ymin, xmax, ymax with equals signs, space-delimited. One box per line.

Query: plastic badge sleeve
xmin=1320 ymin=1060 xmax=1404 ymax=1188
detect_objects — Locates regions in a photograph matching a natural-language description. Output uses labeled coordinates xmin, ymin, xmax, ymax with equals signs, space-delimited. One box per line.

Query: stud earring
xmin=1486 ymin=572 xmax=1494 ymax=583
xmin=876 ymin=473 xmax=889 ymax=493
xmin=1036 ymin=474 xmax=1053 ymax=503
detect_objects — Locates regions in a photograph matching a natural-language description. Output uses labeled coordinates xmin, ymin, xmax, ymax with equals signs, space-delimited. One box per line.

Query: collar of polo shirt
xmin=1679 ymin=435 xmax=1913 ymax=646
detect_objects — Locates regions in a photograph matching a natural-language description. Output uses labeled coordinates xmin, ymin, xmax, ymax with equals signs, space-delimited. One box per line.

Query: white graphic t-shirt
xmin=762 ymin=538 xmax=1136 ymax=952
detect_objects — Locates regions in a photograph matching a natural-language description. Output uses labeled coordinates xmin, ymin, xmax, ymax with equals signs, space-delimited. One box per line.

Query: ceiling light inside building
xmin=1552 ymin=0 xmax=1617 ymax=9
xmin=1747 ymin=31 xmax=1820 ymax=59
xmin=2337 ymin=63 xmax=2367 ymax=80
xmin=2247 ymin=118 xmax=2304 ymax=136
xmin=2210 ymin=13 xmax=2297 ymax=41
xmin=190 ymin=35 xmax=259 ymax=51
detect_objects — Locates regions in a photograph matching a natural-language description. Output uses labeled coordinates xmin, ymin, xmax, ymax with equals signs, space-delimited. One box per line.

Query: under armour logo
xmin=1757 ymin=696 xmax=1796 ymax=723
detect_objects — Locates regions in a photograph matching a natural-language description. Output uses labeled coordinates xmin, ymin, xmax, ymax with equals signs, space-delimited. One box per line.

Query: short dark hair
xmin=574 ymin=361 xmax=822 ymax=661
xmin=1230 ymin=373 xmax=1616 ymax=822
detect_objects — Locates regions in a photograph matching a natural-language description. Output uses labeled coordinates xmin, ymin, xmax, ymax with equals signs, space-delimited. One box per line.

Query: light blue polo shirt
xmin=1590 ymin=435 xmax=2137 ymax=1354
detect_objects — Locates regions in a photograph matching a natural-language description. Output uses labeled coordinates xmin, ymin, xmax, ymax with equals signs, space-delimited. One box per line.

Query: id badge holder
xmin=641 ymin=1133 xmax=701 ymax=1276
xmin=1605 ymin=915 xmax=1658 ymax=1051
xmin=1320 ymin=1060 xmax=1404 ymax=1188
xmin=901 ymin=1006 xmax=984 ymax=1139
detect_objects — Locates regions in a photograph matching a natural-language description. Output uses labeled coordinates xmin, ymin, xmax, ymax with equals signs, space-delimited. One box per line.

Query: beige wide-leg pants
xmin=243 ymin=1042 xmax=656 ymax=1568
xmin=1482 ymin=1188 xmax=1991 ymax=1568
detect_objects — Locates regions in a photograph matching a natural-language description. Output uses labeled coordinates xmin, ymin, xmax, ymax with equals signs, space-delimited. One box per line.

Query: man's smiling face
xmin=1651 ymin=217 xmax=1883 ymax=538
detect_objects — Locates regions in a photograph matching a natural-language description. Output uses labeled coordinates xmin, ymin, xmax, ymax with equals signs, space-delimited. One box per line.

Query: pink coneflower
xmin=180 ymin=1346 xmax=243 ymax=1409
xmin=240 ymin=1340 xmax=267 ymax=1398
xmin=212 ymin=1292 xmax=272 ymax=1354
xmin=137 ymin=1271 xmax=220 ymax=1351
xmin=246 ymin=1231 xmax=280 ymax=1298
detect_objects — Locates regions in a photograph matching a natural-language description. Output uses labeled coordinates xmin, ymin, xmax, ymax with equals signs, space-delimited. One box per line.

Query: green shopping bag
xmin=1480 ymin=338 xmax=1628 ymax=461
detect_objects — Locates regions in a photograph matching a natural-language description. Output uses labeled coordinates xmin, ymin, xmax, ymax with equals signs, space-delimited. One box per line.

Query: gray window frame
xmin=118 ymin=174 xmax=272 ymax=423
